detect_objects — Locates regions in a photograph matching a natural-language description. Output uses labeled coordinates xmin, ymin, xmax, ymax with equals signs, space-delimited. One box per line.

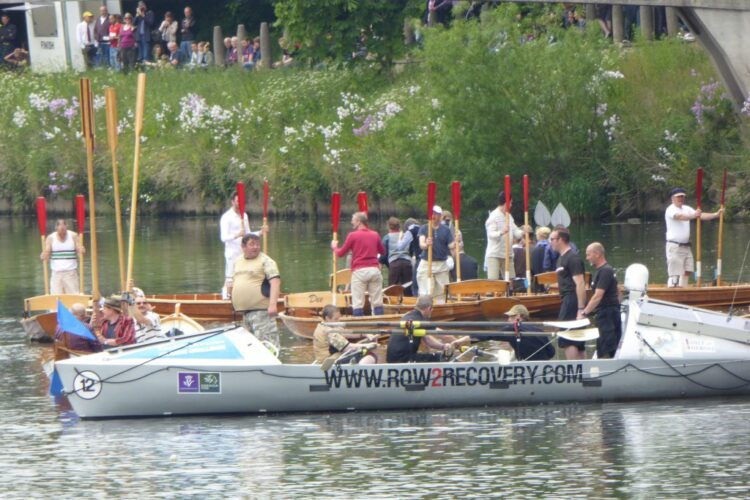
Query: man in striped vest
xmin=41 ymin=219 xmax=84 ymax=294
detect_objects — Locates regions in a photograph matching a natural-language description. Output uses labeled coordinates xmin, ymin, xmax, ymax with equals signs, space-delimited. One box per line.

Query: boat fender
xmin=624 ymin=263 xmax=649 ymax=300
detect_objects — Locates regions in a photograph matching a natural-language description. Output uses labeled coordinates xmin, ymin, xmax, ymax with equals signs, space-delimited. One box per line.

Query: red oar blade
xmin=504 ymin=175 xmax=511 ymax=211
xmin=696 ymin=167 xmax=703 ymax=209
xmin=236 ymin=182 xmax=246 ymax=218
xmin=75 ymin=194 xmax=85 ymax=234
xmin=36 ymin=197 xmax=47 ymax=237
xmin=331 ymin=192 xmax=341 ymax=233
xmin=720 ymin=169 xmax=727 ymax=206
xmin=523 ymin=175 xmax=529 ymax=213
xmin=357 ymin=191 xmax=368 ymax=216
xmin=427 ymin=181 xmax=436 ymax=219
xmin=451 ymin=181 xmax=461 ymax=220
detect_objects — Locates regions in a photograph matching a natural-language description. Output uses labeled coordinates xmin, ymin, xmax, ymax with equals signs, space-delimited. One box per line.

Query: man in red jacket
xmin=331 ymin=212 xmax=386 ymax=316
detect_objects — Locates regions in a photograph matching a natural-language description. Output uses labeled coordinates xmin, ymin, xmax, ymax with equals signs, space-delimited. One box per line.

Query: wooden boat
xmin=54 ymin=264 xmax=750 ymax=419
xmin=146 ymin=293 xmax=237 ymax=322
xmin=158 ymin=304 xmax=205 ymax=335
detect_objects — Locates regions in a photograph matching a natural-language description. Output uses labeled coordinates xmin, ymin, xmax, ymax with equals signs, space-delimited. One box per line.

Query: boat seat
xmin=24 ymin=294 xmax=92 ymax=315
xmin=284 ymin=291 xmax=348 ymax=309
xmin=329 ymin=268 xmax=352 ymax=292
xmin=533 ymin=271 xmax=592 ymax=291
xmin=383 ymin=284 xmax=405 ymax=304
xmin=444 ymin=279 xmax=510 ymax=301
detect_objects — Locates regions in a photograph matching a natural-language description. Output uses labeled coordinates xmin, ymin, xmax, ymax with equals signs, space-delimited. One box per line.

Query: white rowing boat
xmin=54 ymin=264 xmax=750 ymax=419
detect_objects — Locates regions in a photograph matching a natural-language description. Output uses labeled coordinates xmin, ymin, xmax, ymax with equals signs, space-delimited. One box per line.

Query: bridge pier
xmin=665 ymin=7 xmax=680 ymax=36
xmin=612 ymin=5 xmax=624 ymax=43
xmin=640 ymin=6 xmax=654 ymax=41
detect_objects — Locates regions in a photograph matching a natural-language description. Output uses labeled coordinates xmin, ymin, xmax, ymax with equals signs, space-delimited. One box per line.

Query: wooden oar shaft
xmin=332 ymin=232 xmax=338 ymax=306
xmin=263 ymin=216 xmax=268 ymax=255
xmin=356 ymin=328 xmax=598 ymax=341
xmin=717 ymin=206 xmax=725 ymax=286
xmin=696 ymin=217 xmax=702 ymax=286
xmin=454 ymin=218 xmax=461 ymax=282
xmin=325 ymin=318 xmax=590 ymax=330
xmin=105 ymin=88 xmax=126 ymax=291
xmin=126 ymin=73 xmax=147 ymax=292
xmin=80 ymin=79 xmax=99 ymax=300
xmin=524 ymin=211 xmax=531 ymax=295
xmin=40 ymin=235 xmax=50 ymax=295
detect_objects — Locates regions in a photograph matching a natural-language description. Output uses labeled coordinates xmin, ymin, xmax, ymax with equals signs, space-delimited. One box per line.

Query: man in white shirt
xmin=220 ymin=191 xmax=250 ymax=298
xmin=77 ymin=11 xmax=97 ymax=69
xmin=41 ymin=219 xmax=84 ymax=294
xmin=665 ymin=187 xmax=722 ymax=287
xmin=485 ymin=191 xmax=523 ymax=280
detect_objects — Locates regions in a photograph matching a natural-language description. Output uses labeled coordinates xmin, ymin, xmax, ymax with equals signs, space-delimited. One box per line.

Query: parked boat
xmin=55 ymin=264 xmax=750 ymax=419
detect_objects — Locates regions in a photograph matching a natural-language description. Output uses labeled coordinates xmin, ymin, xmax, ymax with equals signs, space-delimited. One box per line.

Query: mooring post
xmin=612 ymin=5 xmax=624 ymax=44
xmin=213 ymin=26 xmax=224 ymax=67
xmin=260 ymin=22 xmax=271 ymax=70
xmin=640 ymin=6 xmax=654 ymax=41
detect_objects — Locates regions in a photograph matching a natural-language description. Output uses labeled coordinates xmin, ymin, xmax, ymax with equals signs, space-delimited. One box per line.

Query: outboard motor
xmin=624 ymin=263 xmax=649 ymax=302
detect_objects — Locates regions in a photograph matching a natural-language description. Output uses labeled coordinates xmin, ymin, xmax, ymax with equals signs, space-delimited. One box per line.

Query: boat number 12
xmin=72 ymin=371 xmax=102 ymax=400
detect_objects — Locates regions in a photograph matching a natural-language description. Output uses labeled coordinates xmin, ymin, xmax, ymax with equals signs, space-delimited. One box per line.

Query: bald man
xmin=580 ymin=242 xmax=621 ymax=359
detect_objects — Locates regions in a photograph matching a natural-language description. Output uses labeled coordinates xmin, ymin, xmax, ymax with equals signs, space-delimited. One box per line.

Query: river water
xmin=2 ymin=215 xmax=750 ymax=497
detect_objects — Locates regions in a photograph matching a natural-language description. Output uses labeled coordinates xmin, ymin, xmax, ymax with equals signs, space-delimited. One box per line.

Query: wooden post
xmin=260 ymin=22 xmax=271 ymax=70
xmin=640 ymin=6 xmax=655 ymax=41
xmin=236 ymin=24 xmax=246 ymax=68
xmin=666 ymin=7 xmax=679 ymax=37
xmin=213 ymin=26 xmax=224 ymax=67
xmin=612 ymin=5 xmax=624 ymax=44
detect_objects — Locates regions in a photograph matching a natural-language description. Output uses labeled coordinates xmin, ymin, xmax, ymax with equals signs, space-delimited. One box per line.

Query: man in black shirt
xmin=581 ymin=242 xmax=622 ymax=359
xmin=551 ymin=227 xmax=587 ymax=360
xmin=386 ymin=296 xmax=468 ymax=363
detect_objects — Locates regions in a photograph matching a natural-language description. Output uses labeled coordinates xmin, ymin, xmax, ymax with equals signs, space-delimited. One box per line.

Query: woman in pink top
xmin=118 ymin=12 xmax=137 ymax=72
xmin=108 ymin=14 xmax=121 ymax=70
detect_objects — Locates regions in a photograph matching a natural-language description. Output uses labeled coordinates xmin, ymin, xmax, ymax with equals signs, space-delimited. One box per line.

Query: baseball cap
xmin=83 ymin=11 xmax=94 ymax=17
xmin=670 ymin=187 xmax=686 ymax=197
xmin=432 ymin=205 xmax=443 ymax=215
xmin=505 ymin=304 xmax=529 ymax=318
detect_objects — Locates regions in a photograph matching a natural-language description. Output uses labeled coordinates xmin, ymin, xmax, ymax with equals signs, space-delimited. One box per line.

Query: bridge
xmin=512 ymin=1 xmax=750 ymax=106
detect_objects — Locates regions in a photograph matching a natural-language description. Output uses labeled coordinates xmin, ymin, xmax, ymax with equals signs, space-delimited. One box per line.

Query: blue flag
xmin=57 ymin=300 xmax=97 ymax=341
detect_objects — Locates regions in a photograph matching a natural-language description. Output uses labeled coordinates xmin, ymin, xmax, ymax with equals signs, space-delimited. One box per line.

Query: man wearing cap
xmin=77 ymin=11 xmax=97 ymax=69
xmin=550 ymin=226 xmax=587 ymax=360
xmin=580 ymin=242 xmax=621 ymax=359
xmin=95 ymin=295 xmax=136 ymax=347
xmin=386 ymin=295 xmax=469 ymax=363
xmin=665 ymin=187 xmax=722 ymax=287
xmin=485 ymin=191 xmax=523 ymax=280
xmin=229 ymin=233 xmax=282 ymax=353
xmin=417 ymin=205 xmax=457 ymax=299
xmin=331 ymin=212 xmax=386 ymax=316
xmin=479 ymin=304 xmax=555 ymax=361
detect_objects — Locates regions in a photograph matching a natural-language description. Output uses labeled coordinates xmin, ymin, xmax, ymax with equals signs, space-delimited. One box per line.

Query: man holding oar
xmin=220 ymin=191 xmax=250 ymax=299
xmin=485 ymin=191 xmax=522 ymax=280
xmin=331 ymin=211 xmax=385 ymax=316
xmin=41 ymin=219 xmax=85 ymax=295
xmin=550 ymin=227 xmax=587 ymax=360
xmin=665 ymin=187 xmax=722 ymax=287
xmin=417 ymin=205 xmax=456 ymax=299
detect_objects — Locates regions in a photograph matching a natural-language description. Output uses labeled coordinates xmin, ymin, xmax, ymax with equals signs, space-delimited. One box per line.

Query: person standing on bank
xmin=485 ymin=191 xmax=523 ymax=280
xmin=220 ymin=191 xmax=251 ymax=298
xmin=580 ymin=242 xmax=621 ymax=359
xmin=665 ymin=187 xmax=722 ymax=287
xmin=417 ymin=205 xmax=456 ymax=299
xmin=331 ymin=212 xmax=386 ymax=316
xmin=77 ymin=11 xmax=97 ymax=70
xmin=0 ymin=14 xmax=17 ymax=61
xmin=229 ymin=233 xmax=281 ymax=353
xmin=550 ymin=227 xmax=587 ymax=360
xmin=41 ymin=219 xmax=85 ymax=295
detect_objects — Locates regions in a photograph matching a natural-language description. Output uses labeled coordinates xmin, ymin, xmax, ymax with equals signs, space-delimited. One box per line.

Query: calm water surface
xmin=2 ymin=215 xmax=750 ymax=497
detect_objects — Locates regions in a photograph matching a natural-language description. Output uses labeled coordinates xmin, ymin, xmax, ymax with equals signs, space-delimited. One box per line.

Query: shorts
xmin=51 ymin=269 xmax=80 ymax=295
xmin=666 ymin=242 xmax=694 ymax=277
xmin=242 ymin=310 xmax=280 ymax=354
xmin=558 ymin=293 xmax=584 ymax=351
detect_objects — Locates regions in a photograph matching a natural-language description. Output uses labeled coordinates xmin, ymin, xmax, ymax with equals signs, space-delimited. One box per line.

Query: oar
xmin=125 ymin=73 xmax=147 ymax=293
xmin=263 ymin=178 xmax=269 ymax=255
xmin=105 ymin=87 xmax=126 ymax=291
xmin=504 ymin=175 xmax=511 ymax=281
xmin=695 ymin=167 xmax=703 ymax=286
xmin=357 ymin=191 xmax=368 ymax=217
xmin=534 ymin=201 xmax=551 ymax=227
xmin=79 ymin=78 xmax=99 ymax=300
xmin=331 ymin=192 xmax=341 ymax=306
xmin=716 ymin=169 xmax=727 ymax=286
xmin=451 ymin=181 xmax=461 ymax=282
xmin=36 ymin=196 xmax=50 ymax=295
xmin=426 ymin=181 xmax=436 ymax=294
xmin=236 ymin=181 xmax=246 ymax=232
xmin=523 ymin=175 xmax=531 ymax=295
xmin=324 ymin=317 xmax=591 ymax=330
xmin=354 ymin=327 xmax=599 ymax=342
xmin=551 ymin=203 xmax=571 ymax=228
xmin=75 ymin=194 xmax=85 ymax=293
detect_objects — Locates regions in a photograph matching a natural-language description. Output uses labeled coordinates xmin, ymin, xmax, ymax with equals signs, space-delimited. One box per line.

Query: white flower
xmin=602 ymin=70 xmax=624 ymax=79
xmin=431 ymin=98 xmax=440 ymax=109
xmin=93 ymin=95 xmax=106 ymax=110
xmin=12 ymin=107 xmax=26 ymax=128
xmin=279 ymin=146 xmax=288 ymax=154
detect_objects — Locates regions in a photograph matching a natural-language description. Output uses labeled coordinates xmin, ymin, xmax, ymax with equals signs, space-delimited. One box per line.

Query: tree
xmin=274 ymin=0 xmax=422 ymax=67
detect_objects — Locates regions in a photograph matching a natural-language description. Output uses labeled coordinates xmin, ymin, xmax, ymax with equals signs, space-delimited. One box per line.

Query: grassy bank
xmin=1 ymin=7 xmax=748 ymax=219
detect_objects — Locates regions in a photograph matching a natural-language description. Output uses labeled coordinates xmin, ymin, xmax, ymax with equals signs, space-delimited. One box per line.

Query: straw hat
xmin=505 ymin=304 xmax=529 ymax=319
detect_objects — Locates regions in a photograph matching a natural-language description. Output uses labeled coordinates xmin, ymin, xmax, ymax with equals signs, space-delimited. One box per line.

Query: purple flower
xmin=49 ymin=184 xmax=60 ymax=193
xmin=48 ymin=171 xmax=57 ymax=179
xmin=63 ymin=107 xmax=77 ymax=121
xmin=353 ymin=115 xmax=372 ymax=137
xmin=48 ymin=98 xmax=68 ymax=113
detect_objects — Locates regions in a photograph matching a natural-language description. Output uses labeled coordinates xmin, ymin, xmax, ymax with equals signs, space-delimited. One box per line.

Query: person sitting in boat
xmin=94 ymin=294 xmax=136 ymax=348
xmin=313 ymin=305 xmax=377 ymax=365
xmin=54 ymin=302 xmax=103 ymax=353
xmin=476 ymin=304 xmax=556 ymax=361
xmin=386 ymin=295 xmax=469 ymax=363
xmin=530 ymin=226 xmax=552 ymax=291
xmin=130 ymin=286 xmax=162 ymax=342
